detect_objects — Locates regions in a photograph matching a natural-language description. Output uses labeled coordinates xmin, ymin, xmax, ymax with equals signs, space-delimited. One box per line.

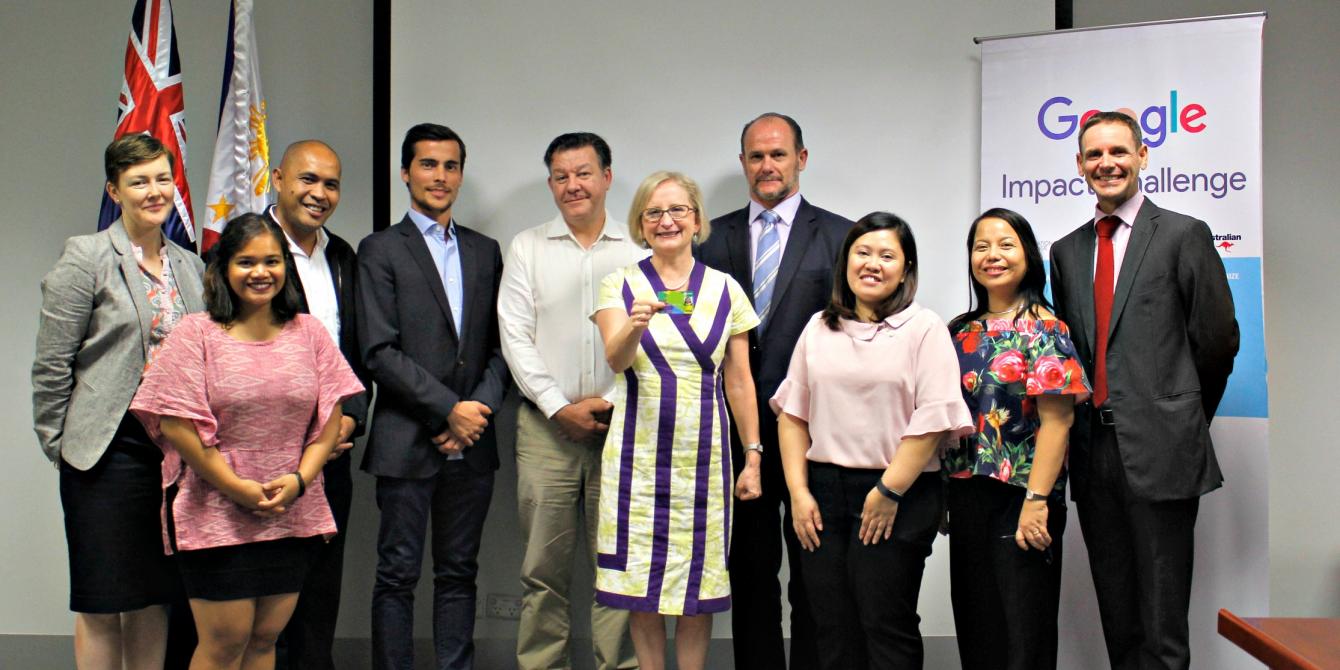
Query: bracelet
xmin=292 ymin=470 xmax=307 ymax=498
xmin=874 ymin=479 xmax=904 ymax=503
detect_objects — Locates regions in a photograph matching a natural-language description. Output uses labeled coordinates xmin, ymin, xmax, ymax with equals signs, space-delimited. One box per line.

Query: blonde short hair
xmin=626 ymin=171 xmax=711 ymax=247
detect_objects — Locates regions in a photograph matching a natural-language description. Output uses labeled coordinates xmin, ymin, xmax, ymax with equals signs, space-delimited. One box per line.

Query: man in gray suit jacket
xmin=1049 ymin=111 xmax=1238 ymax=670
xmin=357 ymin=123 xmax=510 ymax=670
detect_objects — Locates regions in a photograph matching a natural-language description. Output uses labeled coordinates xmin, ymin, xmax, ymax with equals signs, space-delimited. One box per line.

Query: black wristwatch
xmin=1024 ymin=489 xmax=1048 ymax=503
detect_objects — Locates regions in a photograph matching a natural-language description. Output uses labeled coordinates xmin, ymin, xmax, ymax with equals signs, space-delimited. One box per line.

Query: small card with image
xmin=657 ymin=290 xmax=695 ymax=315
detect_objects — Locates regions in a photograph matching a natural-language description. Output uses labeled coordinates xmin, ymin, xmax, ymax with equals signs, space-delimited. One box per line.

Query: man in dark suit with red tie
xmin=695 ymin=113 xmax=851 ymax=670
xmin=357 ymin=123 xmax=510 ymax=670
xmin=1049 ymin=111 xmax=1238 ymax=670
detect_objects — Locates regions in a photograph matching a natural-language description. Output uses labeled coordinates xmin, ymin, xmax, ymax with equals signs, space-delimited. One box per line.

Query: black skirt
xmin=176 ymin=536 xmax=320 ymax=601
xmin=60 ymin=440 xmax=182 ymax=613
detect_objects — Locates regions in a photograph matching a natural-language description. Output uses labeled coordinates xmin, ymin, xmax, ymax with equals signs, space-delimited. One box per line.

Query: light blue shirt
xmin=747 ymin=191 xmax=803 ymax=266
xmin=407 ymin=208 xmax=464 ymax=338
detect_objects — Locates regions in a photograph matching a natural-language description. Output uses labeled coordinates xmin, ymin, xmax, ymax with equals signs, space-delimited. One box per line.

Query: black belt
xmin=1094 ymin=407 xmax=1116 ymax=426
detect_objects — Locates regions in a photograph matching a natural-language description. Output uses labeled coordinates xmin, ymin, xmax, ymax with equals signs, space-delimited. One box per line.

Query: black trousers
xmin=800 ymin=465 xmax=941 ymax=670
xmin=727 ymin=416 xmax=817 ymax=670
xmin=1075 ymin=421 xmax=1200 ymax=670
xmin=948 ymin=476 xmax=1065 ymax=670
xmin=277 ymin=456 xmax=353 ymax=670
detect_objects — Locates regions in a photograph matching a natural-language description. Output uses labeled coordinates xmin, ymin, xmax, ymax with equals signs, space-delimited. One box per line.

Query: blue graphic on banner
xmin=1041 ymin=257 xmax=1266 ymax=418
xmin=1218 ymin=257 xmax=1266 ymax=418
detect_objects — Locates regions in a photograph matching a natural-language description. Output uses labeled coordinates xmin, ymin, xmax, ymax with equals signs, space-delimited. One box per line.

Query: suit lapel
xmin=1107 ymin=200 xmax=1159 ymax=339
xmin=725 ymin=211 xmax=752 ymax=293
xmin=769 ymin=198 xmax=818 ymax=317
xmin=398 ymin=217 xmax=459 ymax=340
xmin=109 ymin=223 xmax=154 ymax=357
xmin=1074 ymin=220 xmax=1098 ymax=353
xmin=456 ymin=227 xmax=477 ymax=338
xmin=167 ymin=245 xmax=206 ymax=313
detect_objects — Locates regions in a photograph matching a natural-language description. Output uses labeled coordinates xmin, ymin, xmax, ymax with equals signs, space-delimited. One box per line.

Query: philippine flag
xmin=201 ymin=0 xmax=271 ymax=253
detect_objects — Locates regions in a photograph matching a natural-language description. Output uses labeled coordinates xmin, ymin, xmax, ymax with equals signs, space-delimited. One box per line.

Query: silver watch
xmin=743 ymin=442 xmax=764 ymax=455
xmin=1024 ymin=489 xmax=1048 ymax=503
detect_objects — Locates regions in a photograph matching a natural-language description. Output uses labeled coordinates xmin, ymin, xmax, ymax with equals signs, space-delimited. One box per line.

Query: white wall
xmin=1072 ymin=0 xmax=1340 ymax=621
xmin=0 ymin=0 xmax=373 ymax=636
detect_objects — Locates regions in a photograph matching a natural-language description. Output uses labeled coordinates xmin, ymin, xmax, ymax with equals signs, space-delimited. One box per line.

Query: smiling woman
xmin=942 ymin=207 xmax=1089 ymax=670
xmin=590 ymin=172 xmax=761 ymax=670
xmin=129 ymin=214 xmax=363 ymax=670
xmin=772 ymin=212 xmax=972 ymax=669
xmin=31 ymin=133 xmax=207 ymax=670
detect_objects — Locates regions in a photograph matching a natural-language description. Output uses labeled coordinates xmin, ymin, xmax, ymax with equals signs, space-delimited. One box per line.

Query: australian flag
xmin=97 ymin=0 xmax=196 ymax=252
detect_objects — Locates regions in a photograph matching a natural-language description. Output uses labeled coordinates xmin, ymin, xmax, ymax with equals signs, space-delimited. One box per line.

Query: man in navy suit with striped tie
xmin=695 ymin=113 xmax=851 ymax=670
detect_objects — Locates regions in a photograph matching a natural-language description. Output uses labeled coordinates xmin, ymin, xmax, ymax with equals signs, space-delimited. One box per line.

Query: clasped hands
xmin=552 ymin=398 xmax=614 ymax=444
xmin=226 ymin=474 xmax=305 ymax=518
xmin=431 ymin=400 xmax=493 ymax=456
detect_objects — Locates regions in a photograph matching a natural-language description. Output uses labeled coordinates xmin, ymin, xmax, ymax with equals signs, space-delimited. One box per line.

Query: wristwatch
xmin=1024 ymin=489 xmax=1048 ymax=503
xmin=743 ymin=443 xmax=764 ymax=455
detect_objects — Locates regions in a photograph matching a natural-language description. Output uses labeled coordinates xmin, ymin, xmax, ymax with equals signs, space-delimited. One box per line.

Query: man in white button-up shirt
xmin=499 ymin=133 xmax=645 ymax=670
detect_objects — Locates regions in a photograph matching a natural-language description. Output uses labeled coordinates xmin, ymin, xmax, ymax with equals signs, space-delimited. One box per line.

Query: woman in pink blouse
xmin=131 ymin=214 xmax=363 ymax=670
xmin=772 ymin=212 xmax=972 ymax=669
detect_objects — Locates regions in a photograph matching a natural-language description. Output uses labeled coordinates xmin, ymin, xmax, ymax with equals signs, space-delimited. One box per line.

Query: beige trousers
xmin=515 ymin=402 xmax=636 ymax=670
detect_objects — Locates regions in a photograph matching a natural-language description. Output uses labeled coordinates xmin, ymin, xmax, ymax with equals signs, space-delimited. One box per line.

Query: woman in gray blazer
xmin=32 ymin=134 xmax=205 ymax=669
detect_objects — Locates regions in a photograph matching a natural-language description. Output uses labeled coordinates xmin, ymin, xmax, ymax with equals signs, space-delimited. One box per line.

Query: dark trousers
xmin=372 ymin=461 xmax=495 ymax=670
xmin=800 ymin=464 xmax=941 ymax=670
xmin=727 ymin=416 xmax=817 ymax=670
xmin=1075 ymin=422 xmax=1200 ymax=670
xmin=278 ymin=457 xmax=353 ymax=670
xmin=948 ymin=476 xmax=1065 ymax=670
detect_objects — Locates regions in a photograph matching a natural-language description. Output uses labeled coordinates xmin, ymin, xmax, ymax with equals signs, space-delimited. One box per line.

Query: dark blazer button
xmin=456 ymin=359 xmax=464 ymax=368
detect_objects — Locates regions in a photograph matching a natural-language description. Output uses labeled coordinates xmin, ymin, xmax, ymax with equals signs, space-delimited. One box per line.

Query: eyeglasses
xmin=642 ymin=205 xmax=696 ymax=223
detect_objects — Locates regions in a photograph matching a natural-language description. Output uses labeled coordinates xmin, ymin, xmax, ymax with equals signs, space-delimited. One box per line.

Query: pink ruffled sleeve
xmin=302 ymin=315 xmax=366 ymax=445
xmin=769 ymin=316 xmax=816 ymax=421
xmin=904 ymin=313 xmax=974 ymax=440
xmin=129 ymin=314 xmax=218 ymax=483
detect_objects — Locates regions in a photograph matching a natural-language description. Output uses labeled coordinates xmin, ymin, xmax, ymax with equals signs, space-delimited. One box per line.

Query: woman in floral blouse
xmin=943 ymin=208 xmax=1090 ymax=670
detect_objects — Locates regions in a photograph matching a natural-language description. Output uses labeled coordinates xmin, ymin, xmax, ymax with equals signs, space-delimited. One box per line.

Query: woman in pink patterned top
xmin=131 ymin=213 xmax=363 ymax=670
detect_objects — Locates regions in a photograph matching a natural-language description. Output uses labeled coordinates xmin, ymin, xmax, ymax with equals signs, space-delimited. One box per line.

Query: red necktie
xmin=1092 ymin=216 xmax=1120 ymax=407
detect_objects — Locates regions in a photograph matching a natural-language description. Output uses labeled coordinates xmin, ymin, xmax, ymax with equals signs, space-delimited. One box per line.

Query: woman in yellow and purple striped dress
xmin=593 ymin=171 xmax=762 ymax=670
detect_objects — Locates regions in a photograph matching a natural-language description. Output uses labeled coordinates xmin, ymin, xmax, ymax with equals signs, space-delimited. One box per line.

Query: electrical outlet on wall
xmin=486 ymin=593 xmax=523 ymax=619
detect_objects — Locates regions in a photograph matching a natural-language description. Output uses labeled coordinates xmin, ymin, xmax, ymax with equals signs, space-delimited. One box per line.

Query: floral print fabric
xmin=944 ymin=319 xmax=1090 ymax=494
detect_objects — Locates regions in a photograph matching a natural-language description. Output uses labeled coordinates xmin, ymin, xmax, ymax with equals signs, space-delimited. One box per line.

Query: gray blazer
xmin=32 ymin=222 xmax=206 ymax=470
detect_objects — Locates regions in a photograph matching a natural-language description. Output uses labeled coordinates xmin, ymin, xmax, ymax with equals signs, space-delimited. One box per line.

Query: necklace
xmin=661 ymin=275 xmax=690 ymax=291
xmin=656 ymin=260 xmax=694 ymax=291
xmin=983 ymin=301 xmax=1023 ymax=316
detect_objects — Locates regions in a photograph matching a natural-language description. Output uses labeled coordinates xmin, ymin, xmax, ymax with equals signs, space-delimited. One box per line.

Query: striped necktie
xmin=753 ymin=210 xmax=782 ymax=329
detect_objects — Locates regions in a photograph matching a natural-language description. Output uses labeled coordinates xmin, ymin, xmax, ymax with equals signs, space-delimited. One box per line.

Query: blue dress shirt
xmin=407 ymin=209 xmax=464 ymax=338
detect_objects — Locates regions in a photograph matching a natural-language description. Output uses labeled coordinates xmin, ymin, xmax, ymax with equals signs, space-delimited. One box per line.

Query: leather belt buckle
xmin=1098 ymin=408 xmax=1116 ymax=426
